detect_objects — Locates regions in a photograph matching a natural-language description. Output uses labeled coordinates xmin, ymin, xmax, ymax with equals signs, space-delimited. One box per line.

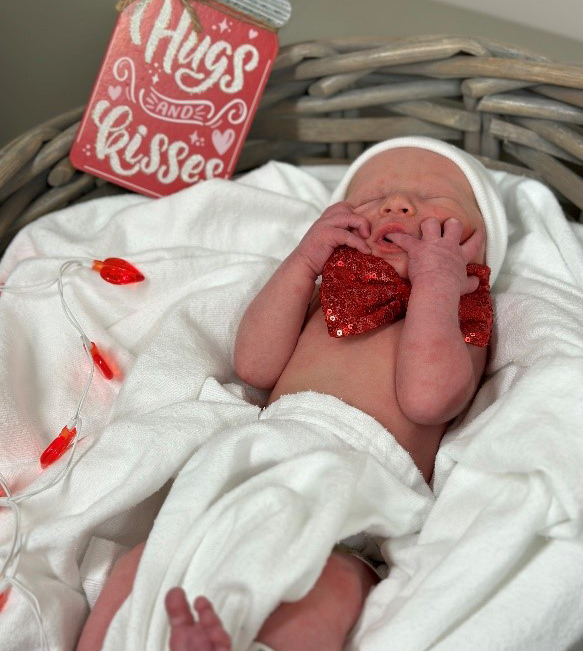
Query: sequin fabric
xmin=320 ymin=245 xmax=493 ymax=346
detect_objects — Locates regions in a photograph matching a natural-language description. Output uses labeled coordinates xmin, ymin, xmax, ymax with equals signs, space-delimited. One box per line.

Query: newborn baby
xmin=77 ymin=136 xmax=507 ymax=651
xmin=163 ymin=137 xmax=507 ymax=651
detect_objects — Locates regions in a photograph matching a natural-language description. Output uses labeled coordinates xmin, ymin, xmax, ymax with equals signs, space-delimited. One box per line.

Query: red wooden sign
xmin=70 ymin=0 xmax=278 ymax=197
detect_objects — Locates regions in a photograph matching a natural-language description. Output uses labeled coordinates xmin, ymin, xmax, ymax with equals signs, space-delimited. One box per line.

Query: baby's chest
xmin=300 ymin=309 xmax=403 ymax=376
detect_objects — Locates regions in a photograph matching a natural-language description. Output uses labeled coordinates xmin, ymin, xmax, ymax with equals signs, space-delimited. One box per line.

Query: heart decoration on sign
xmin=108 ymin=85 xmax=122 ymax=100
xmin=212 ymin=128 xmax=236 ymax=155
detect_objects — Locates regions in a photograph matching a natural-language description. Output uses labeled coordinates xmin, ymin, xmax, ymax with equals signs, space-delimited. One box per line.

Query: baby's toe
xmin=166 ymin=588 xmax=195 ymax=627
xmin=194 ymin=597 xmax=231 ymax=650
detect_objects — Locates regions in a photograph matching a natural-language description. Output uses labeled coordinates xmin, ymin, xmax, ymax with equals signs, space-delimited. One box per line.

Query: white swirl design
xmin=138 ymin=86 xmax=248 ymax=127
xmin=112 ymin=56 xmax=137 ymax=103
xmin=207 ymin=99 xmax=248 ymax=128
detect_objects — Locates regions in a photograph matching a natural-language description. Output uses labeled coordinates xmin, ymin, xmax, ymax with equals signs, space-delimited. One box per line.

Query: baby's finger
xmin=317 ymin=202 xmax=353 ymax=226
xmin=347 ymin=218 xmax=371 ymax=239
xmin=420 ymin=217 xmax=442 ymax=240
xmin=336 ymin=229 xmax=372 ymax=255
xmin=321 ymin=200 xmax=352 ymax=214
xmin=327 ymin=228 xmax=372 ymax=253
xmin=321 ymin=201 xmax=358 ymax=220
xmin=355 ymin=218 xmax=371 ymax=239
xmin=442 ymin=218 xmax=464 ymax=242
xmin=461 ymin=228 xmax=485 ymax=263
xmin=462 ymin=274 xmax=480 ymax=295
xmin=382 ymin=231 xmax=417 ymax=252
xmin=328 ymin=212 xmax=371 ymax=238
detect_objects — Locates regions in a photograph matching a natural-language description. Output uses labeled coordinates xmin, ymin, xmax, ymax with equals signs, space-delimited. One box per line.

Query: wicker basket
xmin=1 ymin=34 xmax=582 ymax=256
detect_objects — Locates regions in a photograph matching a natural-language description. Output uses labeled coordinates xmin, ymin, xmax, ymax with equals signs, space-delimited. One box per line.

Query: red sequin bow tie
xmin=320 ymin=246 xmax=493 ymax=346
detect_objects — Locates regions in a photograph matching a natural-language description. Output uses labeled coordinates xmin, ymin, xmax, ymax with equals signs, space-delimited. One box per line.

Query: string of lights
xmin=0 ymin=256 xmax=145 ymax=649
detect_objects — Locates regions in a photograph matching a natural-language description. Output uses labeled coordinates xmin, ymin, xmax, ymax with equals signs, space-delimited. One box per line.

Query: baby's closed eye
xmin=353 ymin=197 xmax=383 ymax=210
xmin=422 ymin=194 xmax=451 ymax=201
xmin=423 ymin=195 xmax=462 ymax=208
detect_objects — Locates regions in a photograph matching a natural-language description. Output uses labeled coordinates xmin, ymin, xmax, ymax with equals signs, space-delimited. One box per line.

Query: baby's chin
xmin=372 ymin=251 xmax=409 ymax=279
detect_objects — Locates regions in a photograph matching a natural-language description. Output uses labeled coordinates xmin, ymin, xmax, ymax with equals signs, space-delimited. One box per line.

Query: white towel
xmin=102 ymin=390 xmax=433 ymax=651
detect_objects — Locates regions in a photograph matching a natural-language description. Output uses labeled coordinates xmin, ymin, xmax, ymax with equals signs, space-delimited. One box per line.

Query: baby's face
xmin=345 ymin=148 xmax=486 ymax=278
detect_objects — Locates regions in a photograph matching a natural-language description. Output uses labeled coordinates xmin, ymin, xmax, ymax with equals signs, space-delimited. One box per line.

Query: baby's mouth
xmin=374 ymin=224 xmax=409 ymax=251
xmin=376 ymin=238 xmax=404 ymax=253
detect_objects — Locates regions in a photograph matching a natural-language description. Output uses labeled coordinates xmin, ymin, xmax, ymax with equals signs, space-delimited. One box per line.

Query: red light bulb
xmin=90 ymin=342 xmax=114 ymax=380
xmin=0 ymin=588 xmax=10 ymax=612
xmin=92 ymin=258 xmax=144 ymax=285
xmin=40 ymin=425 xmax=77 ymax=469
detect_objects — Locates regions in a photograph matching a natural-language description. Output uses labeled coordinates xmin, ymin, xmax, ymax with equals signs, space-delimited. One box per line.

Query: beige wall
xmin=1 ymin=0 xmax=581 ymax=145
xmin=429 ymin=0 xmax=583 ymax=42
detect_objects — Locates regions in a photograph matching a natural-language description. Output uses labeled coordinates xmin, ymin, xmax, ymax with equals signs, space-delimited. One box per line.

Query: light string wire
xmin=0 ymin=257 xmax=95 ymax=295
xmin=0 ymin=258 xmax=99 ymax=651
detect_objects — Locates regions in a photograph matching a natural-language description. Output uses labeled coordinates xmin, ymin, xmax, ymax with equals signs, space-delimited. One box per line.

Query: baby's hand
xmin=387 ymin=217 xmax=484 ymax=295
xmin=295 ymin=202 xmax=371 ymax=277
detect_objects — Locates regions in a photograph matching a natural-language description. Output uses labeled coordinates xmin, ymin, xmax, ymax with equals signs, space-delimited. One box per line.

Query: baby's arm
xmin=389 ymin=218 xmax=487 ymax=424
xmin=234 ymin=203 xmax=371 ymax=389
xmin=234 ymin=253 xmax=317 ymax=389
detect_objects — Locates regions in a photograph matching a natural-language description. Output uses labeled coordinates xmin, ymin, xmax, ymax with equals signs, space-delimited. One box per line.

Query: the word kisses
xmin=92 ymin=101 xmax=224 ymax=185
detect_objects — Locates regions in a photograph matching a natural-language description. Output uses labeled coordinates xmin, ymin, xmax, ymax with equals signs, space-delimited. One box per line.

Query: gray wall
xmin=1 ymin=0 xmax=582 ymax=146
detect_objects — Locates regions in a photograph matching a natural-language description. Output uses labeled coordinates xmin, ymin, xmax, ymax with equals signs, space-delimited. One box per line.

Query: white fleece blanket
xmin=0 ymin=161 xmax=582 ymax=651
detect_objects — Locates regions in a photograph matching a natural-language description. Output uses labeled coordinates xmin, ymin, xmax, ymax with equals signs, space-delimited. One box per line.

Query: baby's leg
xmin=76 ymin=542 xmax=145 ymax=651
xmin=255 ymin=551 xmax=378 ymax=651
xmin=165 ymin=551 xmax=378 ymax=651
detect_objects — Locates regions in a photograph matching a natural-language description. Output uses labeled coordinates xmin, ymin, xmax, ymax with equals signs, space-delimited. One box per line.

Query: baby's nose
xmin=380 ymin=193 xmax=416 ymax=216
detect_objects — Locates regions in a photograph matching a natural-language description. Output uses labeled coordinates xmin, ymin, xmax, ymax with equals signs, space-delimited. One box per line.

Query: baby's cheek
xmin=466 ymin=229 xmax=487 ymax=264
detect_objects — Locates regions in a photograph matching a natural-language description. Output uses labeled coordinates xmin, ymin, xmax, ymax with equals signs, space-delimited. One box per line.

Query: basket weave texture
xmin=1 ymin=34 xmax=582 ymax=255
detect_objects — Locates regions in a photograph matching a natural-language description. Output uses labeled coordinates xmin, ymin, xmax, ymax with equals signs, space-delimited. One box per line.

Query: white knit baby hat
xmin=330 ymin=136 xmax=508 ymax=286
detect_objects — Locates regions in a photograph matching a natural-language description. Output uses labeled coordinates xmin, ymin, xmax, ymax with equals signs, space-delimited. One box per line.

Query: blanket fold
xmin=103 ymin=391 xmax=433 ymax=651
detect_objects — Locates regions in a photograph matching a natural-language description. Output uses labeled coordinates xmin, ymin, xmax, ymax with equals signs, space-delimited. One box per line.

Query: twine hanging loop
xmin=116 ymin=0 xmax=203 ymax=32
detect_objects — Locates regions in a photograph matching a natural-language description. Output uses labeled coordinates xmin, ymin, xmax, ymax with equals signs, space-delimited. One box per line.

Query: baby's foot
xmin=165 ymin=587 xmax=231 ymax=651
